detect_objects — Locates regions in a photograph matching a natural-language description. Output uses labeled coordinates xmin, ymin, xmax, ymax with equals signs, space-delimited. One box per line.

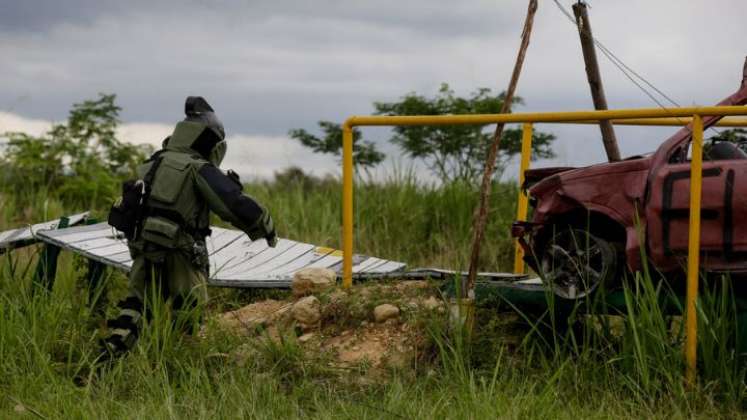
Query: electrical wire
xmin=551 ymin=0 xmax=724 ymax=134
xmin=552 ymin=0 xmax=747 ymax=217
xmin=551 ymin=0 xmax=675 ymax=107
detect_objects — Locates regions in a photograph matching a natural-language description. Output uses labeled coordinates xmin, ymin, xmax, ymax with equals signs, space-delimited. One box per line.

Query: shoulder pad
xmin=162 ymin=150 xmax=209 ymax=168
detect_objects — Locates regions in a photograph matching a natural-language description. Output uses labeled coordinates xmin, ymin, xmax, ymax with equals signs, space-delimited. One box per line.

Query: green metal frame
xmin=442 ymin=279 xmax=747 ymax=368
xmin=31 ymin=217 xmax=108 ymax=299
xmin=32 ymin=216 xmax=69 ymax=292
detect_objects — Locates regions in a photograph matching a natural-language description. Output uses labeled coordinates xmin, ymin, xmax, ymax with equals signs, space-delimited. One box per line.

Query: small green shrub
xmin=0 ymin=94 xmax=152 ymax=209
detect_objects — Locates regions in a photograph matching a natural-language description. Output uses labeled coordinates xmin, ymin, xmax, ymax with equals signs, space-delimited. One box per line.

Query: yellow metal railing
xmin=513 ymin=122 xmax=533 ymax=275
xmin=685 ymin=115 xmax=704 ymax=385
xmin=341 ymin=105 xmax=747 ymax=384
xmin=563 ymin=117 xmax=747 ymax=127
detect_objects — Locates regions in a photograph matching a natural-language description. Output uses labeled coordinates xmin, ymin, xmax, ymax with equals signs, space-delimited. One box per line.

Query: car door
xmin=647 ymin=158 xmax=747 ymax=272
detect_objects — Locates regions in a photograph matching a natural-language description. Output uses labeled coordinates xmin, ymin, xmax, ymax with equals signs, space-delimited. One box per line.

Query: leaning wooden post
xmin=465 ymin=0 xmax=538 ymax=304
xmin=572 ymin=1 xmax=621 ymax=162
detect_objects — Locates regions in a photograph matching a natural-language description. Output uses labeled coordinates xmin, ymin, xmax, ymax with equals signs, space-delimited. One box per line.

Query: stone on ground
xmin=292 ymin=295 xmax=322 ymax=327
xmin=374 ymin=304 xmax=400 ymax=323
xmin=292 ymin=267 xmax=336 ymax=297
xmin=422 ymin=296 xmax=444 ymax=311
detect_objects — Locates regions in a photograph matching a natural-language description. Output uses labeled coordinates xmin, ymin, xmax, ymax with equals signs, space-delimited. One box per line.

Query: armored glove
xmin=266 ymin=229 xmax=278 ymax=248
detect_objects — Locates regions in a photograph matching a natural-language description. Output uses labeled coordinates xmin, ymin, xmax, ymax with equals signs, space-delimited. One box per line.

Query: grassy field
xmin=1 ymin=175 xmax=746 ymax=418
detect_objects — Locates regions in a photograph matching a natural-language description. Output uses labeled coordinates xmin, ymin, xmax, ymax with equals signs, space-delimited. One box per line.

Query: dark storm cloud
xmin=1 ymin=0 xmax=746 ymax=176
xmin=0 ymin=0 xmax=523 ymax=137
xmin=0 ymin=0 xmax=108 ymax=31
xmin=0 ymin=0 xmax=511 ymax=38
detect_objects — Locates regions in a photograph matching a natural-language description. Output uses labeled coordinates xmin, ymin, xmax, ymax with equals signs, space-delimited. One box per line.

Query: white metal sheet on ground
xmin=209 ymin=237 xmax=262 ymax=275
xmin=91 ymin=243 xmax=130 ymax=257
xmin=262 ymin=248 xmax=335 ymax=278
xmin=205 ymin=228 xmax=244 ymax=255
xmin=36 ymin=222 xmax=407 ymax=288
xmin=387 ymin=268 xmax=529 ymax=282
xmin=108 ymin=251 xmax=134 ymax=264
xmin=353 ymin=257 xmax=386 ymax=273
xmin=216 ymin=239 xmax=294 ymax=276
xmin=0 ymin=212 xmax=88 ymax=252
xmin=49 ymin=224 xmax=120 ymax=244
xmin=300 ymin=252 xmax=341 ymax=270
xmin=234 ymin=243 xmax=317 ymax=277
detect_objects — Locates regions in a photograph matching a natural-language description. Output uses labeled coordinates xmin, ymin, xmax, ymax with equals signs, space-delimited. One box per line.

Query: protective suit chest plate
xmin=144 ymin=152 xmax=207 ymax=234
xmin=150 ymin=157 xmax=190 ymax=204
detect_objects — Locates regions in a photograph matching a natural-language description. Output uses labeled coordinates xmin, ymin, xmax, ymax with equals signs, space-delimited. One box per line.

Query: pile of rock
xmin=219 ymin=269 xmax=444 ymax=344
xmin=288 ymin=267 xmax=334 ymax=331
xmin=216 ymin=272 xmax=454 ymax=373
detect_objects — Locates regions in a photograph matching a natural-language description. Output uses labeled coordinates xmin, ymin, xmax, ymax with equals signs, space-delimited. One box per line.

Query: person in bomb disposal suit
xmin=102 ymin=96 xmax=277 ymax=358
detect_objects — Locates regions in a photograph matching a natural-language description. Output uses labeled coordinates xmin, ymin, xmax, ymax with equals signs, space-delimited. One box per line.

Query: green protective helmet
xmin=184 ymin=96 xmax=225 ymax=140
xmin=165 ymin=96 xmax=228 ymax=166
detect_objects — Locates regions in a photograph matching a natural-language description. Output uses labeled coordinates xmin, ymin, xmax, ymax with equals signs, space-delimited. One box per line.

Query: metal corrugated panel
xmin=35 ymin=222 xmax=407 ymax=288
xmin=7 ymin=219 xmax=528 ymax=288
xmin=0 ymin=212 xmax=89 ymax=253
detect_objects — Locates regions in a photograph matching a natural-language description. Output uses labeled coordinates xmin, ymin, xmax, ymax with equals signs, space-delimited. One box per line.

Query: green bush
xmin=0 ymin=94 xmax=153 ymax=209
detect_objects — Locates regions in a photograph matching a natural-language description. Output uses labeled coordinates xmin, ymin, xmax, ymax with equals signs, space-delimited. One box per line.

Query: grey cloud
xmin=0 ymin=2 xmax=517 ymax=133
xmin=0 ymin=0 xmax=112 ymax=32
xmin=1 ymin=0 xmax=516 ymax=38
xmin=1 ymin=0 xmax=746 ymax=179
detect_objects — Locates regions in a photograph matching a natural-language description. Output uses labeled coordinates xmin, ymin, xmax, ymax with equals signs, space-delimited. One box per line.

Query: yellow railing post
xmin=513 ymin=123 xmax=533 ymax=274
xmin=342 ymin=123 xmax=354 ymax=289
xmin=686 ymin=114 xmax=704 ymax=386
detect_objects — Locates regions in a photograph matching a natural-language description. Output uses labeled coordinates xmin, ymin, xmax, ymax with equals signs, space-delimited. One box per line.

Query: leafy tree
xmin=289 ymin=83 xmax=556 ymax=184
xmin=373 ymin=83 xmax=555 ymax=183
xmin=288 ymin=121 xmax=385 ymax=169
xmin=709 ymin=128 xmax=747 ymax=148
xmin=0 ymin=94 xmax=153 ymax=207
xmin=271 ymin=166 xmax=336 ymax=193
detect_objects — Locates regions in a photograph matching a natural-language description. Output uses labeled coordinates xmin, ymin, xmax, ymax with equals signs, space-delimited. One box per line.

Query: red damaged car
xmin=513 ymin=62 xmax=747 ymax=299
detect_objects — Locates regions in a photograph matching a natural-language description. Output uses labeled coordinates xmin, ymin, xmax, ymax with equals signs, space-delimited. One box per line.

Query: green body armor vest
xmin=134 ymin=121 xmax=219 ymax=251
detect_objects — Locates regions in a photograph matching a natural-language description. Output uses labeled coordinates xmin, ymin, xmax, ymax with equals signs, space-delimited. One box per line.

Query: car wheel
xmin=539 ymin=228 xmax=617 ymax=299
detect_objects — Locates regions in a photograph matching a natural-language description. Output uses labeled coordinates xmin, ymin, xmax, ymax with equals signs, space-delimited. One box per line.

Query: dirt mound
xmin=323 ymin=322 xmax=414 ymax=369
xmin=215 ymin=281 xmax=444 ymax=372
xmin=218 ymin=299 xmax=291 ymax=334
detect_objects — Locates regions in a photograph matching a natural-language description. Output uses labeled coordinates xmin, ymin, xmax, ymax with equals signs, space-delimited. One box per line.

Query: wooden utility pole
xmin=465 ymin=0 xmax=538 ymax=299
xmin=572 ymin=1 xmax=621 ymax=162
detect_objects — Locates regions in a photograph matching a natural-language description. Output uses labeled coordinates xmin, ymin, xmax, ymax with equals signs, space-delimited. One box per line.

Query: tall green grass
xmin=1 ymin=257 xmax=742 ymax=418
xmin=1 ymin=175 xmax=746 ymax=418
xmin=247 ymin=173 xmax=518 ymax=271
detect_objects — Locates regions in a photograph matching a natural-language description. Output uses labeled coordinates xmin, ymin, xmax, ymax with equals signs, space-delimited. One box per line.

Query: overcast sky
xmin=1 ymin=0 xmax=746 ymax=180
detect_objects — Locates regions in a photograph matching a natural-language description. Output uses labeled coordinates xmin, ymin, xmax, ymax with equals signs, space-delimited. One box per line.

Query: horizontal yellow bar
xmin=567 ymin=117 xmax=747 ymax=127
xmin=345 ymin=106 xmax=747 ymax=128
